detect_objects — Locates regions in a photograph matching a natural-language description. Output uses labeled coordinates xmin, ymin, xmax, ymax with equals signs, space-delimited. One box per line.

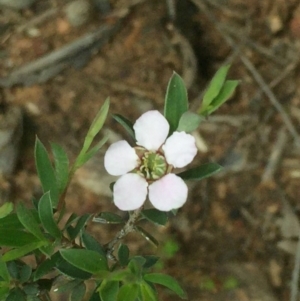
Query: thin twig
xmin=290 ymin=229 xmax=300 ymax=301
xmin=16 ymin=8 xmax=58 ymax=32
xmin=191 ymin=0 xmax=300 ymax=148
xmin=261 ymin=127 xmax=288 ymax=183
xmin=105 ymin=207 xmax=143 ymax=261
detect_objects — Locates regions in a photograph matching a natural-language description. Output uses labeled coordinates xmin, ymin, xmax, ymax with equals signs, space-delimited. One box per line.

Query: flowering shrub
xmin=0 ymin=66 xmax=238 ymax=301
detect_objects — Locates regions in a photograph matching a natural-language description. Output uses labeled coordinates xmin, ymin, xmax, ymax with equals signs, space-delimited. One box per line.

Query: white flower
xmin=104 ymin=110 xmax=197 ymax=211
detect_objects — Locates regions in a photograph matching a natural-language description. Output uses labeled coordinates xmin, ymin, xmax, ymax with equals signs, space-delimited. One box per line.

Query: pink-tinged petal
xmin=104 ymin=140 xmax=139 ymax=176
xmin=163 ymin=131 xmax=197 ymax=168
xmin=148 ymin=174 xmax=188 ymax=211
xmin=114 ymin=173 xmax=148 ymax=211
xmin=133 ymin=110 xmax=169 ymax=151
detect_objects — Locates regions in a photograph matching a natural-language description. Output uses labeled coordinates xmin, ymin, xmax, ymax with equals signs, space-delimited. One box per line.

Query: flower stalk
xmin=106 ymin=206 xmax=143 ymax=261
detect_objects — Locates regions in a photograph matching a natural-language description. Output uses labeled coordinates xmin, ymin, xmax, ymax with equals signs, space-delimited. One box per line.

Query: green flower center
xmin=139 ymin=151 xmax=167 ymax=180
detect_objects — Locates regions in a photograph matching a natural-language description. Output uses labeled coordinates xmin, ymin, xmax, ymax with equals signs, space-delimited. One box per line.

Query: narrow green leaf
xmin=112 ymin=114 xmax=135 ymax=140
xmin=67 ymin=214 xmax=91 ymax=240
xmin=0 ymin=228 xmax=39 ymax=247
xmin=55 ymin=279 xmax=81 ymax=293
xmin=93 ymin=212 xmax=124 ymax=224
xmin=60 ymin=249 xmax=108 ymax=274
xmin=144 ymin=273 xmax=187 ymax=299
xmin=0 ymin=256 xmax=9 ymax=281
xmin=135 ymin=226 xmax=158 ymax=247
xmin=51 ymin=143 xmax=70 ymax=193
xmin=35 ymin=138 xmax=59 ymax=207
xmin=177 ymin=163 xmax=222 ymax=181
xmin=201 ymin=80 xmax=239 ymax=116
xmin=117 ymin=284 xmax=139 ymax=301
xmin=81 ymin=231 xmax=106 ymax=257
xmin=16 ymin=203 xmax=44 ymax=241
xmin=75 ymin=136 xmax=108 ymax=169
xmin=64 ymin=213 xmax=78 ymax=230
xmin=202 ymin=64 xmax=230 ymax=109
xmin=2 ymin=241 xmax=47 ymax=262
xmin=140 ymin=283 xmax=158 ymax=301
xmin=177 ymin=111 xmax=204 ymax=133
xmin=70 ymin=282 xmax=86 ymax=301
xmin=99 ymin=280 xmax=119 ymax=301
xmin=141 ymin=209 xmax=168 ymax=226
xmin=80 ymin=98 xmax=110 ymax=155
xmin=33 ymin=258 xmax=56 ymax=281
xmin=38 ymin=192 xmax=61 ymax=239
xmin=0 ymin=202 xmax=13 ymax=219
xmin=164 ymin=72 xmax=189 ymax=134
xmin=118 ymin=244 xmax=129 ymax=266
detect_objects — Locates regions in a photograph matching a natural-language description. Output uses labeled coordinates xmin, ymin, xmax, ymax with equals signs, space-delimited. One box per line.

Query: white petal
xmin=113 ymin=173 xmax=148 ymax=211
xmin=104 ymin=140 xmax=139 ymax=176
xmin=163 ymin=132 xmax=197 ymax=168
xmin=148 ymin=174 xmax=188 ymax=211
xmin=133 ymin=110 xmax=169 ymax=151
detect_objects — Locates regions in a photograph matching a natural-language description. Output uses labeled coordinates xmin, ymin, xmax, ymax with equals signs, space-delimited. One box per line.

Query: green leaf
xmin=53 ymin=252 xmax=92 ymax=280
xmin=112 ymin=114 xmax=135 ymax=140
xmin=177 ymin=163 xmax=222 ymax=181
xmin=81 ymin=231 xmax=106 ymax=257
xmin=55 ymin=279 xmax=81 ymax=293
xmin=67 ymin=214 xmax=91 ymax=240
xmin=64 ymin=213 xmax=78 ymax=230
xmin=164 ymin=72 xmax=189 ymax=134
xmin=35 ymin=138 xmax=59 ymax=207
xmin=76 ymin=136 xmax=108 ymax=168
xmin=16 ymin=203 xmax=44 ymax=241
xmin=60 ymin=249 xmax=108 ymax=274
xmin=70 ymin=282 xmax=86 ymax=301
xmin=99 ymin=280 xmax=119 ymax=301
xmin=51 ymin=143 xmax=70 ymax=193
xmin=117 ymin=244 xmax=129 ymax=266
xmin=2 ymin=241 xmax=47 ymax=262
xmin=0 ymin=213 xmax=23 ymax=229
xmin=143 ymin=256 xmax=159 ymax=269
xmin=201 ymin=80 xmax=239 ymax=116
xmin=0 ymin=228 xmax=39 ymax=247
xmin=93 ymin=212 xmax=124 ymax=224
xmin=75 ymin=98 xmax=110 ymax=170
xmin=33 ymin=258 xmax=56 ymax=281
xmin=141 ymin=209 xmax=168 ymax=226
xmin=144 ymin=273 xmax=187 ymax=299
xmin=19 ymin=265 xmax=32 ymax=283
xmin=202 ymin=64 xmax=230 ymax=109
xmin=0 ymin=284 xmax=9 ymax=300
xmin=0 ymin=256 xmax=9 ymax=281
xmin=140 ymin=282 xmax=158 ymax=301
xmin=0 ymin=202 xmax=13 ymax=219
xmin=135 ymin=226 xmax=158 ymax=247
xmin=177 ymin=111 xmax=204 ymax=133
xmin=88 ymin=290 xmax=101 ymax=301
xmin=117 ymin=284 xmax=139 ymax=301
xmin=128 ymin=257 xmax=146 ymax=277
xmin=6 ymin=287 xmax=25 ymax=301
xmin=38 ymin=192 xmax=61 ymax=239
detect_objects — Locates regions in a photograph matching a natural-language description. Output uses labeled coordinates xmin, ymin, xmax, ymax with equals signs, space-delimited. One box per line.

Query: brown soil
xmin=1 ymin=0 xmax=300 ymax=300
